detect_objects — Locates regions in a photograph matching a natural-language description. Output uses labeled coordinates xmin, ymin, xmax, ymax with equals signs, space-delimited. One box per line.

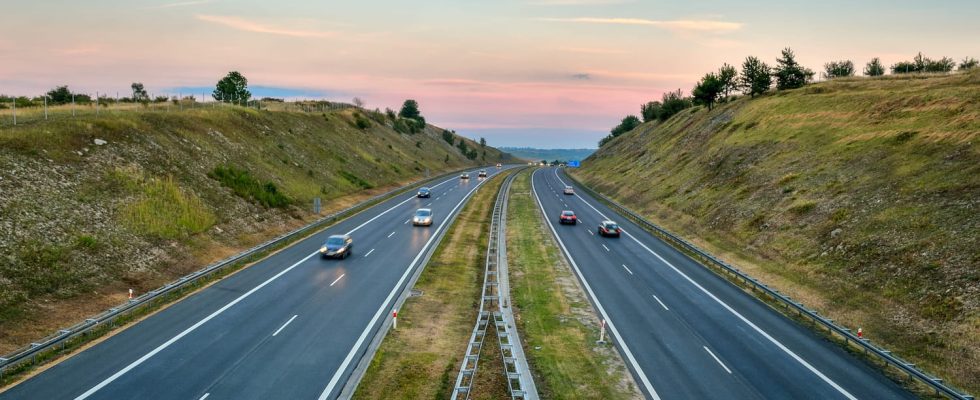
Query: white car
xmin=460 ymin=173 xmax=470 ymax=180
xmin=413 ymin=208 xmax=433 ymax=226
xmin=478 ymin=170 xmax=487 ymax=178
xmin=563 ymin=186 xmax=574 ymax=195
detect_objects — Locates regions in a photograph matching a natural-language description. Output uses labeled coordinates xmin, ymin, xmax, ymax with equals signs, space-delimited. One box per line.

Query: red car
xmin=598 ymin=220 xmax=621 ymax=237
xmin=559 ymin=210 xmax=577 ymax=225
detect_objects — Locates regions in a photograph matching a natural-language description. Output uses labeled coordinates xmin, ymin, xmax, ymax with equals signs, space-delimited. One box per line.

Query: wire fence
xmin=0 ymin=91 xmax=357 ymax=128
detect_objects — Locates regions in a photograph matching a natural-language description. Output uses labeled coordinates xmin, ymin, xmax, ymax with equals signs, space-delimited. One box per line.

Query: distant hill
xmin=498 ymin=147 xmax=595 ymax=162
xmin=572 ymin=69 xmax=980 ymax=392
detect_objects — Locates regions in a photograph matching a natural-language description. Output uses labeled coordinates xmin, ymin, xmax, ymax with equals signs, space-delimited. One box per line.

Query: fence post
xmin=96 ymin=91 xmax=99 ymax=116
xmin=11 ymin=97 xmax=15 ymax=125
xmin=72 ymin=93 xmax=76 ymax=117
xmin=44 ymin=95 xmax=48 ymax=120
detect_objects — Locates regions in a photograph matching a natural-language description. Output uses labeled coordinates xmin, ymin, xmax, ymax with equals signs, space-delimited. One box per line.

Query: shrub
xmin=353 ymin=113 xmax=371 ymax=130
xmin=122 ymin=176 xmax=217 ymax=238
xmin=442 ymin=129 xmax=455 ymax=145
xmin=339 ymin=170 xmax=374 ymax=189
xmin=209 ymin=165 xmax=290 ymax=208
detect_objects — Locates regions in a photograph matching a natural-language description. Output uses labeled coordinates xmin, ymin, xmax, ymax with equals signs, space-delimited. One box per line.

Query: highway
xmin=531 ymin=167 xmax=915 ymax=400
xmin=0 ymin=166 xmax=510 ymax=400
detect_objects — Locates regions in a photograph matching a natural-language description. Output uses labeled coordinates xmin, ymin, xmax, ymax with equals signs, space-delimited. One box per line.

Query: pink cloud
xmin=195 ymin=15 xmax=335 ymax=38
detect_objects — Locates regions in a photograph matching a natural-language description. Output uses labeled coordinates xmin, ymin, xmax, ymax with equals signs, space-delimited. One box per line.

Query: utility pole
xmin=96 ymin=91 xmax=99 ymax=116
xmin=72 ymin=93 xmax=76 ymax=117
xmin=44 ymin=95 xmax=48 ymax=120
xmin=11 ymin=96 xmax=15 ymax=125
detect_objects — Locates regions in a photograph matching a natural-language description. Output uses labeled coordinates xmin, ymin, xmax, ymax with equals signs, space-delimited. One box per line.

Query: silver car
xmin=413 ymin=208 xmax=433 ymax=226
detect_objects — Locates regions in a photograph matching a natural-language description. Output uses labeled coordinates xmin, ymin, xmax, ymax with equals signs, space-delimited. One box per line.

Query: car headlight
xmin=320 ymin=246 xmax=328 ymax=253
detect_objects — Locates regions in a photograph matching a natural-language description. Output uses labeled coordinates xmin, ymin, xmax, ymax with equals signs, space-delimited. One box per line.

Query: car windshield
xmin=416 ymin=210 xmax=431 ymax=217
xmin=562 ymin=211 xmax=574 ymax=216
xmin=420 ymin=187 xmax=429 ymax=192
xmin=326 ymin=237 xmax=345 ymax=246
xmin=606 ymin=224 xmax=619 ymax=230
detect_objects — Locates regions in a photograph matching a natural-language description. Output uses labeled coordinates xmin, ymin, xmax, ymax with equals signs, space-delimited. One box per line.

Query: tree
xmin=692 ymin=72 xmax=724 ymax=110
xmin=864 ymin=58 xmax=885 ymax=76
xmin=659 ymin=89 xmax=692 ymax=121
xmin=213 ymin=71 xmax=251 ymax=104
xmin=352 ymin=97 xmax=364 ymax=108
xmin=773 ymin=48 xmax=814 ymax=90
xmin=891 ymin=61 xmax=917 ymax=74
xmin=442 ymin=129 xmax=454 ymax=145
xmin=959 ymin=57 xmax=978 ymax=71
xmin=131 ymin=82 xmax=149 ymax=102
xmin=924 ymin=57 xmax=955 ymax=73
xmin=640 ymin=101 xmax=662 ymax=122
xmin=892 ymin=52 xmax=955 ymax=74
xmin=399 ymin=99 xmax=421 ymax=120
xmin=718 ymin=63 xmax=738 ymax=98
xmin=823 ymin=60 xmax=855 ymax=78
xmin=611 ymin=115 xmax=641 ymax=136
xmin=480 ymin=137 xmax=486 ymax=147
xmin=46 ymin=86 xmax=73 ymax=105
xmin=740 ymin=56 xmax=772 ymax=98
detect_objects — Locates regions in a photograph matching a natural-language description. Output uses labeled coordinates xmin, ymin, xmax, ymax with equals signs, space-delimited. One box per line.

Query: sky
xmin=1 ymin=0 xmax=978 ymax=148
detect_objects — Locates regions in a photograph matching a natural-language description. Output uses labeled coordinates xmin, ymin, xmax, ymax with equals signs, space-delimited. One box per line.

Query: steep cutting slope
xmin=0 ymin=106 xmax=508 ymax=352
xmin=572 ymin=70 xmax=979 ymax=392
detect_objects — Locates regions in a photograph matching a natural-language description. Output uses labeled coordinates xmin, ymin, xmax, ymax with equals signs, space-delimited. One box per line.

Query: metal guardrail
xmin=337 ymin=166 xmax=520 ymax=399
xmin=562 ymin=169 xmax=974 ymax=400
xmin=0 ymin=167 xmax=472 ymax=382
xmin=451 ymin=169 xmax=536 ymax=400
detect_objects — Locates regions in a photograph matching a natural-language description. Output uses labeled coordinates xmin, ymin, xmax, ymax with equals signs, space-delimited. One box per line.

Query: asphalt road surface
xmin=532 ymin=167 xmax=915 ymax=400
xmin=1 ymin=166 xmax=511 ymax=400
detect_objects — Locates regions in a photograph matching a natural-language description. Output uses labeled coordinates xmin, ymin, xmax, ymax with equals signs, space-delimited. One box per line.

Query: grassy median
xmin=354 ymin=172 xmax=512 ymax=400
xmin=506 ymin=170 xmax=640 ymax=399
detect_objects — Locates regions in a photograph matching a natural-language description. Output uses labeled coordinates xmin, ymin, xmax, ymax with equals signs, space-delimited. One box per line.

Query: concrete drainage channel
xmin=451 ymin=169 xmax=538 ymax=400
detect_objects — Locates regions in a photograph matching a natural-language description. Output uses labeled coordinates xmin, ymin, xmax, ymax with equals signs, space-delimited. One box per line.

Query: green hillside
xmin=572 ymin=70 xmax=980 ymax=392
xmin=0 ymin=105 xmax=506 ymax=353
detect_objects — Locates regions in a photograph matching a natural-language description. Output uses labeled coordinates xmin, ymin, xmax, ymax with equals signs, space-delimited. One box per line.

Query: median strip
xmin=505 ymin=169 xmax=641 ymax=399
xmin=352 ymin=171 xmax=514 ymax=400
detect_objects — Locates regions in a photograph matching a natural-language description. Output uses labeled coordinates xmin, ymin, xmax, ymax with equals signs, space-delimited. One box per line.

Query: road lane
xmin=1 ymin=166 xmax=511 ymax=400
xmin=532 ymin=167 xmax=914 ymax=400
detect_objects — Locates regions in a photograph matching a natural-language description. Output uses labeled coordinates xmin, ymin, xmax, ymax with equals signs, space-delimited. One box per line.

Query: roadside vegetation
xmin=0 ymin=99 xmax=506 ymax=356
xmin=574 ymin=69 xmax=980 ymax=393
xmin=354 ymin=172 xmax=511 ymax=400
xmin=506 ymin=170 xmax=640 ymax=399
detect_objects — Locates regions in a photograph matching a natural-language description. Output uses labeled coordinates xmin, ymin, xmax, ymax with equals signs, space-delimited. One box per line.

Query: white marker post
xmin=597 ymin=319 xmax=607 ymax=344
xmin=392 ymin=310 xmax=398 ymax=330
xmin=128 ymin=288 xmax=134 ymax=301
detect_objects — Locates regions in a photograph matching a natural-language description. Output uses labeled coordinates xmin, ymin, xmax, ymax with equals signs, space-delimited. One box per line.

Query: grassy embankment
xmin=573 ymin=70 xmax=980 ymax=392
xmin=354 ymin=171 xmax=511 ymax=400
xmin=506 ymin=170 xmax=640 ymax=399
xmin=0 ymin=105 xmax=505 ymax=355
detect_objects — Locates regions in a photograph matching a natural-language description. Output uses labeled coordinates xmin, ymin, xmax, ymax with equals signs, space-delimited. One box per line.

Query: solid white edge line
xmin=316 ymin=170 xmax=495 ymax=400
xmin=652 ymin=295 xmax=669 ymax=311
xmin=74 ymin=173 xmax=465 ymax=399
xmin=622 ymin=264 xmax=633 ymax=275
xmin=704 ymin=346 xmax=733 ymax=374
xmin=364 ymin=248 xmax=375 ymax=257
xmin=73 ymin=252 xmax=318 ymax=400
xmin=272 ymin=315 xmax=299 ymax=337
xmin=551 ymin=168 xmax=858 ymax=400
xmin=330 ymin=274 xmax=346 ymax=287
xmin=530 ymin=169 xmax=662 ymax=400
